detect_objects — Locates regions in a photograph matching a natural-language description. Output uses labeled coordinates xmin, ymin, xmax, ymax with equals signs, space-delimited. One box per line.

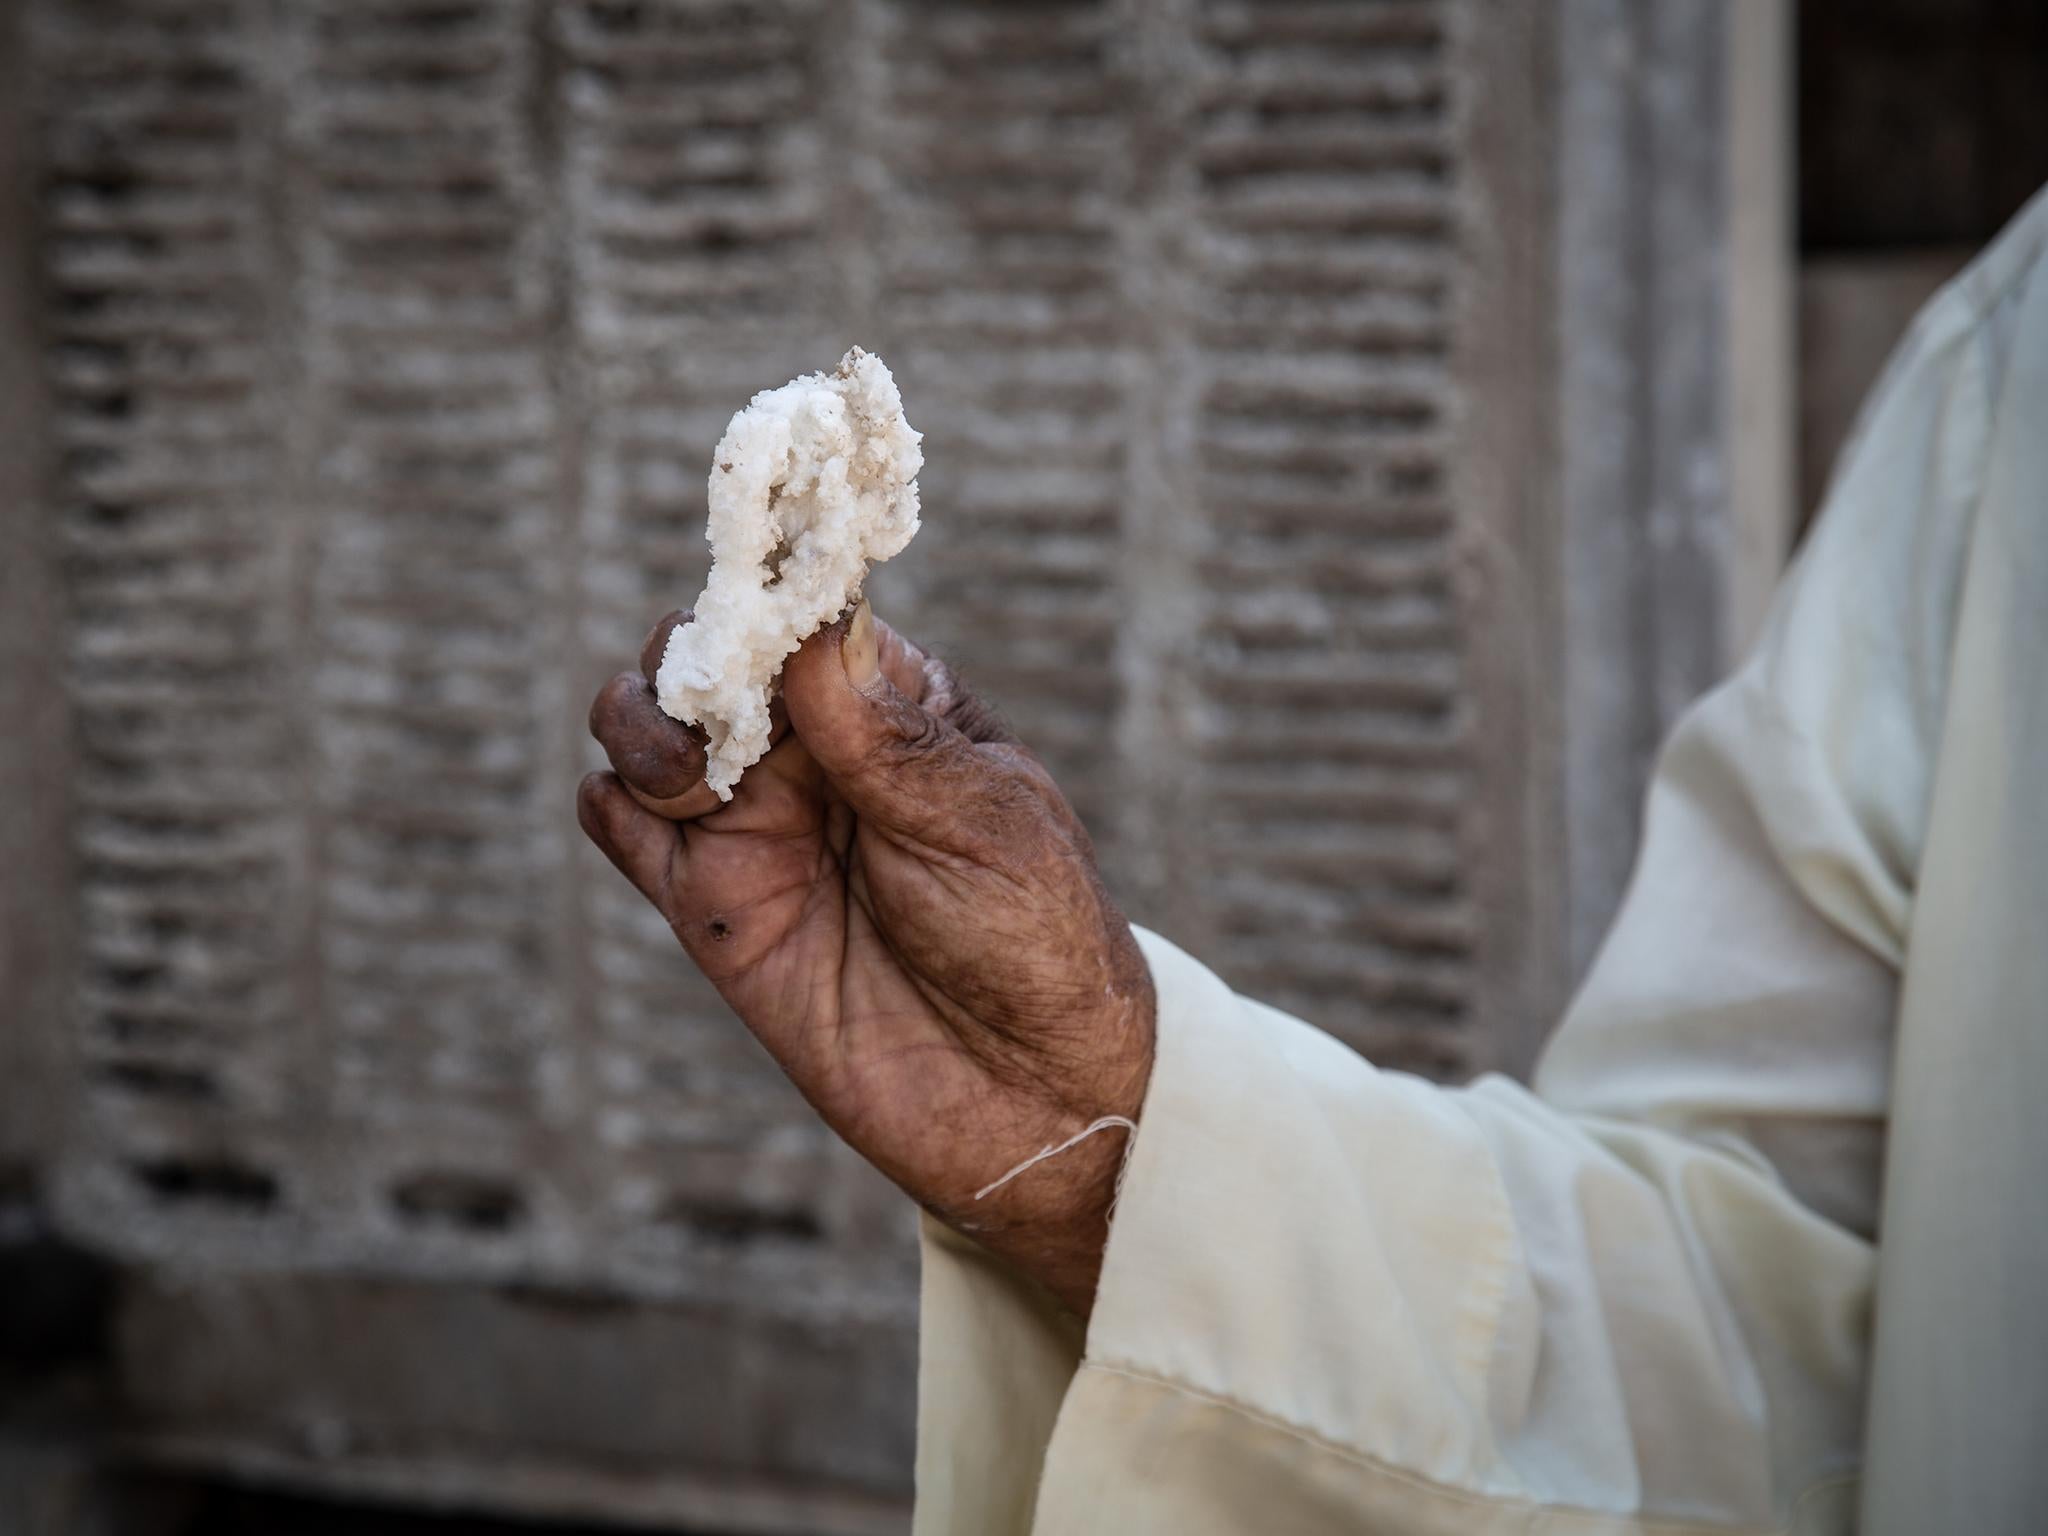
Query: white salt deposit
xmin=655 ymin=347 xmax=923 ymax=799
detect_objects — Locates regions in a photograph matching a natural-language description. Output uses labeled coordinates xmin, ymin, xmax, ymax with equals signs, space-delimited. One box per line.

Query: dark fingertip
xmin=587 ymin=673 xmax=622 ymax=744
xmin=640 ymin=608 xmax=694 ymax=688
xmin=591 ymin=672 xmax=708 ymax=800
xmin=576 ymin=770 xmax=619 ymax=849
xmin=588 ymin=670 xmax=644 ymax=750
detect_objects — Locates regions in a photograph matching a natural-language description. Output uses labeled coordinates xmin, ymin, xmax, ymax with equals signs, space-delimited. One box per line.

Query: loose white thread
xmin=974 ymin=1115 xmax=1138 ymax=1202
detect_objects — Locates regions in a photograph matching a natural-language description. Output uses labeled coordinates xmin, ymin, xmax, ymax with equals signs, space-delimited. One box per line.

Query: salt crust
xmin=655 ymin=347 xmax=923 ymax=799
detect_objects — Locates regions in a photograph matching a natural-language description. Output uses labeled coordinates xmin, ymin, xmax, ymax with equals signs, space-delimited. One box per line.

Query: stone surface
xmin=1552 ymin=0 xmax=1792 ymax=982
xmin=112 ymin=1270 xmax=913 ymax=1534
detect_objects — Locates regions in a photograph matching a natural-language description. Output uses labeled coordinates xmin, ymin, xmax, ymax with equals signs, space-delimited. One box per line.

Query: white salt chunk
xmin=655 ymin=347 xmax=923 ymax=799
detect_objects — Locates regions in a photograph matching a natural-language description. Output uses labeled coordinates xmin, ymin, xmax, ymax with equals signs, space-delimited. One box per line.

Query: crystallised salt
xmin=655 ymin=348 xmax=923 ymax=799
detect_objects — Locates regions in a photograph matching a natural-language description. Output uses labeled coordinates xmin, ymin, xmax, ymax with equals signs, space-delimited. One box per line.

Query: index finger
xmin=624 ymin=607 xmax=800 ymax=819
xmin=589 ymin=669 xmax=723 ymax=821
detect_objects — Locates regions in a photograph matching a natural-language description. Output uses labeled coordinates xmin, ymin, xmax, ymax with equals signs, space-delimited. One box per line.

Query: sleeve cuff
xmin=913 ymin=1206 xmax=1082 ymax=1534
xmin=1073 ymin=926 xmax=1515 ymax=1492
xmin=914 ymin=924 xmax=1517 ymax=1531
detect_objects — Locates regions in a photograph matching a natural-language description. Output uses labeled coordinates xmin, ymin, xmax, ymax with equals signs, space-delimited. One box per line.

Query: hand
xmin=578 ymin=602 xmax=1155 ymax=1316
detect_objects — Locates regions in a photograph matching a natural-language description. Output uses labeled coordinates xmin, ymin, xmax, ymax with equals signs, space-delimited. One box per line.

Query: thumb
xmin=781 ymin=601 xmax=991 ymax=847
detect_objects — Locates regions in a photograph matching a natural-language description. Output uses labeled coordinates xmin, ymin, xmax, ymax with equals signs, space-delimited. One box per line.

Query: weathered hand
xmin=579 ymin=603 xmax=1155 ymax=1315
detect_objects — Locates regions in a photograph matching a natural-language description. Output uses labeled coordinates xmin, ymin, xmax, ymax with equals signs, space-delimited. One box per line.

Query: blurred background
xmin=2 ymin=1 xmax=2044 ymax=1532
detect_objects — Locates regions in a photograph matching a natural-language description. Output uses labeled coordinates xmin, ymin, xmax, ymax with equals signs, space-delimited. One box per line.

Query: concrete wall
xmin=1552 ymin=0 xmax=1792 ymax=981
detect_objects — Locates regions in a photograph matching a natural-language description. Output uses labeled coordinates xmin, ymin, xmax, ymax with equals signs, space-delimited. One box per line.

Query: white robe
xmin=913 ymin=186 xmax=2048 ymax=1534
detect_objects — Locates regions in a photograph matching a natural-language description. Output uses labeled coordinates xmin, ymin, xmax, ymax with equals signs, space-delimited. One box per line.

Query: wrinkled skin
xmin=579 ymin=603 xmax=1155 ymax=1316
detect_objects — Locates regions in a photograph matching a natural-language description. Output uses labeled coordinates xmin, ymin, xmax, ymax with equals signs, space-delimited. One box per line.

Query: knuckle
xmin=879 ymin=701 xmax=948 ymax=770
xmin=945 ymin=690 xmax=1013 ymax=746
xmin=917 ymin=654 xmax=957 ymax=715
xmin=919 ymin=653 xmax=1013 ymax=746
xmin=588 ymin=671 xmax=639 ymax=742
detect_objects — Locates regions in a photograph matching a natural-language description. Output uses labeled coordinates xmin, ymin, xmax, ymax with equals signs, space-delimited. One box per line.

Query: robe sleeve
xmin=913 ymin=199 xmax=2021 ymax=1536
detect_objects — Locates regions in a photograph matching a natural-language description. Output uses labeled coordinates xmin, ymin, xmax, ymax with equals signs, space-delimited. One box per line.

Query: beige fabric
xmin=914 ymin=186 xmax=2048 ymax=1535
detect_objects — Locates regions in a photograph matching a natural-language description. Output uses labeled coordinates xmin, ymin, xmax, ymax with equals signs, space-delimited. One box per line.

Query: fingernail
xmin=843 ymin=599 xmax=880 ymax=691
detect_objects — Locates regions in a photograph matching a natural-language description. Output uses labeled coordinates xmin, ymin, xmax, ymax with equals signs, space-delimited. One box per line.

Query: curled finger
xmin=576 ymin=770 xmax=686 ymax=913
xmin=588 ymin=669 xmax=723 ymax=820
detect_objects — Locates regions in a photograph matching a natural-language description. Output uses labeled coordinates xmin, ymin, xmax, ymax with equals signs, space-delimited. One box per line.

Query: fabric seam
xmin=1443 ymin=1087 xmax=1539 ymax=1500
xmin=1074 ymin=1360 xmax=1856 ymax=1536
